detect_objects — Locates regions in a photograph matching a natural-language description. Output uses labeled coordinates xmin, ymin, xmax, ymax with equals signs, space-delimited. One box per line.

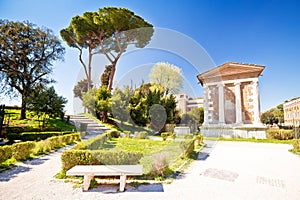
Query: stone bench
xmin=66 ymin=165 xmax=143 ymax=192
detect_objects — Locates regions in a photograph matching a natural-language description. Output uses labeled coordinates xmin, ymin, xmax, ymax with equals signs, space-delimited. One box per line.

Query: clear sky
xmin=1 ymin=0 xmax=300 ymax=114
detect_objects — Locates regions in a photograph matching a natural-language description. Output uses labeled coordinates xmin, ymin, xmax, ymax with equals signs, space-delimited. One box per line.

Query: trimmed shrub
xmin=7 ymin=131 xmax=75 ymax=142
xmin=92 ymin=150 xmax=143 ymax=165
xmin=124 ymin=131 xmax=131 ymax=138
xmin=74 ymin=132 xmax=110 ymax=150
xmin=134 ymin=131 xmax=148 ymax=139
xmin=6 ymin=126 xmax=62 ymax=134
xmin=184 ymin=134 xmax=194 ymax=139
xmin=267 ymin=129 xmax=294 ymax=140
xmin=33 ymin=133 xmax=80 ymax=155
xmin=0 ymin=145 xmax=13 ymax=163
xmin=161 ymin=132 xmax=170 ymax=141
xmin=180 ymin=139 xmax=195 ymax=157
xmin=110 ymin=130 xmax=121 ymax=138
xmin=61 ymin=149 xmax=143 ymax=171
xmin=293 ymin=139 xmax=300 ymax=151
xmin=194 ymin=134 xmax=204 ymax=146
xmin=61 ymin=150 xmax=99 ymax=171
xmin=12 ymin=141 xmax=36 ymax=160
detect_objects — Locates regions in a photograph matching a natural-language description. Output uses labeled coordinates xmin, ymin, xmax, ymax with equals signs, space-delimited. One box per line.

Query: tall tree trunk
xmin=103 ymin=111 xmax=108 ymax=123
xmin=20 ymin=94 xmax=27 ymax=119
xmin=87 ymin=48 xmax=93 ymax=90
xmin=108 ymin=61 xmax=117 ymax=91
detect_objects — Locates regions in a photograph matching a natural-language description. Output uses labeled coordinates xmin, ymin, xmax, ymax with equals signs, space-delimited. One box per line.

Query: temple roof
xmin=197 ymin=62 xmax=265 ymax=85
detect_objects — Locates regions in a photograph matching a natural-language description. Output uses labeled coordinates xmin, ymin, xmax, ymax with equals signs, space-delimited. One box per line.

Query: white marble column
xmin=218 ymin=83 xmax=225 ymax=124
xmin=234 ymin=82 xmax=243 ymax=125
xmin=203 ymin=85 xmax=209 ymax=125
xmin=252 ymin=79 xmax=261 ymax=125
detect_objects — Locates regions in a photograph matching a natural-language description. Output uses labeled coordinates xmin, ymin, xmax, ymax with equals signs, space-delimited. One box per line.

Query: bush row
xmin=33 ymin=133 xmax=80 ymax=155
xmin=74 ymin=131 xmax=111 ymax=150
xmin=0 ymin=145 xmax=13 ymax=163
xmin=134 ymin=131 xmax=148 ymax=139
xmin=0 ymin=133 xmax=80 ymax=164
xmin=267 ymin=129 xmax=294 ymax=140
xmin=7 ymin=131 xmax=74 ymax=142
xmin=180 ymin=139 xmax=195 ymax=157
xmin=61 ymin=149 xmax=143 ymax=171
xmin=293 ymin=139 xmax=300 ymax=151
xmin=5 ymin=126 xmax=62 ymax=134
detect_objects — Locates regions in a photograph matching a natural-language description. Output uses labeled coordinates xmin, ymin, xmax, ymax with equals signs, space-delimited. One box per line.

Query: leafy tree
xmin=149 ymin=62 xmax=183 ymax=95
xmin=60 ymin=15 xmax=98 ymax=90
xmin=129 ymin=83 xmax=178 ymax=129
xmin=261 ymin=104 xmax=284 ymax=125
xmin=0 ymin=20 xmax=65 ymax=119
xmin=111 ymin=86 xmax=134 ymax=123
xmin=73 ymin=79 xmax=92 ymax=100
xmin=62 ymin=7 xmax=153 ymax=91
xmin=27 ymin=86 xmax=67 ymax=128
xmin=180 ymin=107 xmax=204 ymax=132
xmin=82 ymin=86 xmax=111 ymax=122
xmin=82 ymin=88 xmax=97 ymax=115
xmin=95 ymin=86 xmax=111 ymax=122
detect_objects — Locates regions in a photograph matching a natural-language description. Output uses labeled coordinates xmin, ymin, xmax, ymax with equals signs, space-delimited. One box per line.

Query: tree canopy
xmin=27 ymin=85 xmax=67 ymax=127
xmin=60 ymin=7 xmax=153 ymax=91
xmin=0 ymin=20 xmax=65 ymax=119
xmin=149 ymin=62 xmax=183 ymax=95
xmin=73 ymin=79 xmax=92 ymax=100
xmin=261 ymin=104 xmax=284 ymax=125
xmin=128 ymin=83 xmax=178 ymax=130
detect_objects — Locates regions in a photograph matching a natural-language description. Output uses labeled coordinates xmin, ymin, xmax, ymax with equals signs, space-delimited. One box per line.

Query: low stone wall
xmin=174 ymin=126 xmax=190 ymax=136
xmin=200 ymin=125 xmax=266 ymax=139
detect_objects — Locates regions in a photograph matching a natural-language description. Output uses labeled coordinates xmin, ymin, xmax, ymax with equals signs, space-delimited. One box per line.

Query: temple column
xmin=218 ymin=83 xmax=225 ymax=124
xmin=203 ymin=85 xmax=209 ymax=125
xmin=252 ymin=79 xmax=261 ymax=125
xmin=234 ymin=82 xmax=243 ymax=124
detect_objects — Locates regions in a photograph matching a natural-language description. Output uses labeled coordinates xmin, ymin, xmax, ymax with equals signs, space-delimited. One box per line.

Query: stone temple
xmin=197 ymin=62 xmax=266 ymax=138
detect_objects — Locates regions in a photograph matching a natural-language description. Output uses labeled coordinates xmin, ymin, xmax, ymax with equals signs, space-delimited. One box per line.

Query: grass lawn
xmin=98 ymin=137 xmax=196 ymax=179
xmin=205 ymin=137 xmax=295 ymax=145
xmin=4 ymin=109 xmax=75 ymax=131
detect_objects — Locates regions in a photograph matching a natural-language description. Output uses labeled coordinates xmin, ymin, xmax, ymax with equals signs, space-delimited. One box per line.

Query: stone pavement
xmin=1 ymin=140 xmax=300 ymax=200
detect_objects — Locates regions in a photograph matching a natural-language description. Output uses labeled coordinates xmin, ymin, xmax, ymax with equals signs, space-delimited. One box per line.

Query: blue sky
xmin=0 ymin=0 xmax=300 ymax=114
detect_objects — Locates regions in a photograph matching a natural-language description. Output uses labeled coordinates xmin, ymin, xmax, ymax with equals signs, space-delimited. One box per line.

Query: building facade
xmin=197 ymin=62 xmax=266 ymax=138
xmin=174 ymin=93 xmax=203 ymax=115
xmin=284 ymin=97 xmax=300 ymax=126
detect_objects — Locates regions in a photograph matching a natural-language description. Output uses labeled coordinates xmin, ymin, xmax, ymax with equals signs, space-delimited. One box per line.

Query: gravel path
xmin=1 ymin=140 xmax=300 ymax=200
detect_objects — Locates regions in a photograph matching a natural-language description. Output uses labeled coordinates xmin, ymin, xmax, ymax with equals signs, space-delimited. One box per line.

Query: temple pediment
xmin=197 ymin=62 xmax=265 ymax=85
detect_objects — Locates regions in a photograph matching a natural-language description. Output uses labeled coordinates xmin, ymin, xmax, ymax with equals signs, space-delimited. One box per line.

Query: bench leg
xmin=119 ymin=175 xmax=127 ymax=192
xmin=83 ymin=175 xmax=94 ymax=191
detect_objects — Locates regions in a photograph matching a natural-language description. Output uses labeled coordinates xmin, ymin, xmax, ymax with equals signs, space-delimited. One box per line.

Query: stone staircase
xmin=68 ymin=115 xmax=110 ymax=139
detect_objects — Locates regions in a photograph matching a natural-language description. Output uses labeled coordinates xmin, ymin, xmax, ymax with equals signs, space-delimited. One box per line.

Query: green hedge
xmin=0 ymin=133 xmax=80 ymax=164
xmin=12 ymin=141 xmax=36 ymax=160
xmin=61 ymin=149 xmax=143 ymax=171
xmin=267 ymin=129 xmax=294 ymax=140
xmin=134 ymin=131 xmax=148 ymax=139
xmin=180 ymin=139 xmax=195 ymax=157
xmin=33 ymin=133 xmax=80 ymax=155
xmin=0 ymin=145 xmax=13 ymax=163
xmin=5 ymin=127 xmax=62 ymax=134
xmin=293 ymin=139 xmax=300 ymax=151
xmin=74 ymin=132 xmax=110 ymax=150
xmin=7 ymin=131 xmax=74 ymax=142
